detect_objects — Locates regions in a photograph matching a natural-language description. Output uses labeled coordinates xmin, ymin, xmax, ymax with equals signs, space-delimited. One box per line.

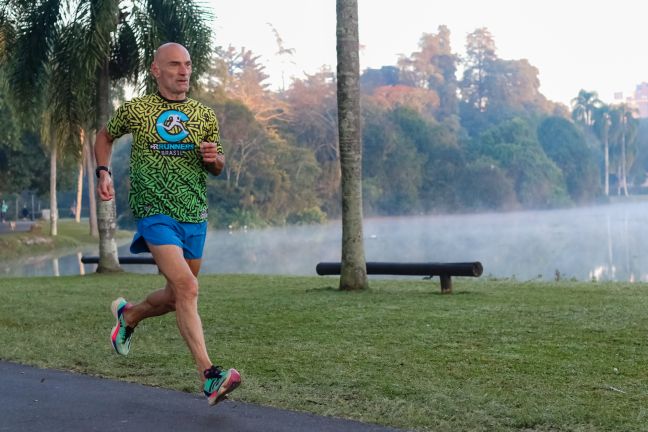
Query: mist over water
xmin=4 ymin=201 xmax=648 ymax=282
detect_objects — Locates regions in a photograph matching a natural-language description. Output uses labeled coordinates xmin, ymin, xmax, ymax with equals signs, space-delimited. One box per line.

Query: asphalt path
xmin=0 ymin=361 xmax=406 ymax=432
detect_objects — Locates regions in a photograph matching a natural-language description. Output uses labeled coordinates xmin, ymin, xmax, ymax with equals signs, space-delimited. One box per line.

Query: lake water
xmin=4 ymin=200 xmax=648 ymax=282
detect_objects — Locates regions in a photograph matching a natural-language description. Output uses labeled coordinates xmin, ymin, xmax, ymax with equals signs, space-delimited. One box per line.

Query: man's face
xmin=152 ymin=44 xmax=192 ymax=97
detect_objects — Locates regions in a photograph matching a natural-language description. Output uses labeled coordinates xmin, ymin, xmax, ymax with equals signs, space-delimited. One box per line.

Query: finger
xmin=98 ymin=180 xmax=114 ymax=201
xmin=200 ymin=142 xmax=217 ymax=153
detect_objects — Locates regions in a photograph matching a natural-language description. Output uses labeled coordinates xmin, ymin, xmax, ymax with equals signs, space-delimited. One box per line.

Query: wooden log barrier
xmin=81 ymin=256 xmax=156 ymax=265
xmin=315 ymin=261 xmax=483 ymax=293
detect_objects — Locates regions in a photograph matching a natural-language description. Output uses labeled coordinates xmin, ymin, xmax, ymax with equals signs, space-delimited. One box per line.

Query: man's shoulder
xmin=124 ymin=93 xmax=160 ymax=106
xmin=186 ymin=97 xmax=212 ymax=108
xmin=186 ymin=98 xmax=217 ymax=119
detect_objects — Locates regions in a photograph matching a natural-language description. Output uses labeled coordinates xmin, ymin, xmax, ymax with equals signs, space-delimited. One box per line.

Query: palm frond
xmin=73 ymin=0 xmax=119 ymax=78
xmin=46 ymin=21 xmax=95 ymax=157
xmin=132 ymin=0 xmax=214 ymax=93
xmin=110 ymin=20 xmax=140 ymax=82
xmin=0 ymin=3 xmax=18 ymax=66
xmin=8 ymin=0 xmax=63 ymax=125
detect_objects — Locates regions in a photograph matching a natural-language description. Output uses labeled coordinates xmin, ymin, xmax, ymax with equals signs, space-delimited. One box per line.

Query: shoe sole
xmin=110 ymin=297 xmax=127 ymax=355
xmin=208 ymin=369 xmax=242 ymax=406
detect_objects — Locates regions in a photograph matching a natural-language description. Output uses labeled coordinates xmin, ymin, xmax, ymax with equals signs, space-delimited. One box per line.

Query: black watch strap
xmin=96 ymin=166 xmax=111 ymax=178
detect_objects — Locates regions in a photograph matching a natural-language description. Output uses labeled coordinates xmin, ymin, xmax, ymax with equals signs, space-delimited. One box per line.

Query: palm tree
xmin=7 ymin=0 xmax=213 ymax=271
xmin=593 ymin=105 xmax=612 ymax=195
xmin=336 ymin=0 xmax=368 ymax=290
xmin=609 ymin=104 xmax=638 ymax=196
xmin=6 ymin=4 xmax=91 ymax=236
xmin=571 ymin=89 xmax=602 ymax=127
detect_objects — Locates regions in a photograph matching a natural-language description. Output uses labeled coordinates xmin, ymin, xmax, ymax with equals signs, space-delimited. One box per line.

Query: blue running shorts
xmin=130 ymin=214 xmax=208 ymax=259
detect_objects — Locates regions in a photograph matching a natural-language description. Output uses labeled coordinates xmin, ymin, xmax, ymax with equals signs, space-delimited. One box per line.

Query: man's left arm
xmin=200 ymin=142 xmax=225 ymax=176
xmin=200 ymin=110 xmax=224 ymax=176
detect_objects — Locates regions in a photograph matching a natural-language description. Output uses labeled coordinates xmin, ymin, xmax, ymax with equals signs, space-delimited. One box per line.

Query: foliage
xmin=571 ymin=89 xmax=602 ymax=127
xmin=285 ymin=206 xmax=327 ymax=225
xmin=0 ymin=131 xmax=50 ymax=195
xmin=538 ymin=116 xmax=600 ymax=203
xmin=4 ymin=14 xmax=646 ymax=226
xmin=457 ymin=157 xmax=516 ymax=210
xmin=471 ymin=118 xmax=569 ymax=208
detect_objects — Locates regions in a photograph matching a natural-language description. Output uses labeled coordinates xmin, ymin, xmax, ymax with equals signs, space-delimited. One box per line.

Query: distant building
xmin=634 ymin=82 xmax=648 ymax=117
xmin=610 ymin=84 xmax=648 ymax=117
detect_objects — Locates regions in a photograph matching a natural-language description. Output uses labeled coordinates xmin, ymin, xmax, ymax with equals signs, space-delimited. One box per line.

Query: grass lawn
xmin=1 ymin=274 xmax=648 ymax=431
xmin=0 ymin=218 xmax=131 ymax=261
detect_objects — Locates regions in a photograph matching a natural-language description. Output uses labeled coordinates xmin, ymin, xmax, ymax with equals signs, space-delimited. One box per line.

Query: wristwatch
xmin=96 ymin=166 xmax=112 ymax=178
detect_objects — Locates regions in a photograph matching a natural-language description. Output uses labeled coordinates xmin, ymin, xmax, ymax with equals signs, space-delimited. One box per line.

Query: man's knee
xmin=170 ymin=274 xmax=199 ymax=301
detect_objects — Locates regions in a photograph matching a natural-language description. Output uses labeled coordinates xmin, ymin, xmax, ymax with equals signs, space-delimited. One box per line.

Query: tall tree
xmin=336 ymin=0 xmax=367 ymax=290
xmin=537 ymin=116 xmax=599 ymax=203
xmin=7 ymin=4 xmax=91 ymax=236
xmin=282 ymin=70 xmax=340 ymax=215
xmin=461 ymin=28 xmax=497 ymax=112
xmin=609 ymin=104 xmax=638 ymax=196
xmin=216 ymin=45 xmax=289 ymax=127
xmin=593 ymin=104 xmax=612 ymax=195
xmin=571 ymin=89 xmax=601 ymax=127
xmin=398 ymin=25 xmax=458 ymax=120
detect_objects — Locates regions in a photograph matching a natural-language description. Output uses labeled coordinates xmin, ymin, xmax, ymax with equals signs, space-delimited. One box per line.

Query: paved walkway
xmin=0 ymin=361 xmax=406 ymax=432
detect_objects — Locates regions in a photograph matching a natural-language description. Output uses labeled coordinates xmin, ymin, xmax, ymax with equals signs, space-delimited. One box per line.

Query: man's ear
xmin=151 ymin=61 xmax=160 ymax=78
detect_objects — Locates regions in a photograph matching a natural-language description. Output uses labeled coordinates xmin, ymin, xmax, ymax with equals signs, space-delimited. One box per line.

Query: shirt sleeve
xmin=106 ymin=103 xmax=132 ymax=139
xmin=204 ymin=108 xmax=223 ymax=155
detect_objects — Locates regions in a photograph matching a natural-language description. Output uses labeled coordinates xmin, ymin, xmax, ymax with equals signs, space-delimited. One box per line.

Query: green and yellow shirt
xmin=107 ymin=93 xmax=221 ymax=223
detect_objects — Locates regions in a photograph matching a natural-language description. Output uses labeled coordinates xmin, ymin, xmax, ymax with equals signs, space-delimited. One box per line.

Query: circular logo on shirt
xmin=156 ymin=110 xmax=190 ymax=142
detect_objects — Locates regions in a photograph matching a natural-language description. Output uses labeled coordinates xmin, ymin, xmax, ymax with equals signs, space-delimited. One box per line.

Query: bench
xmin=315 ymin=261 xmax=483 ymax=293
xmin=80 ymin=256 xmax=156 ymax=265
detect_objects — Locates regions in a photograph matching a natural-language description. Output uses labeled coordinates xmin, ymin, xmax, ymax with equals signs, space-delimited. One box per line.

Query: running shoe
xmin=203 ymin=365 xmax=241 ymax=406
xmin=110 ymin=297 xmax=134 ymax=355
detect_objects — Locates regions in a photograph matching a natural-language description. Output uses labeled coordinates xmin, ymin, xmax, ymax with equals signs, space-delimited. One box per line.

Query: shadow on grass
xmin=304 ymin=285 xmax=481 ymax=298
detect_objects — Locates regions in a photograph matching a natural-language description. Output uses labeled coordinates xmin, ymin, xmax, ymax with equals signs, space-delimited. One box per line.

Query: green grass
xmin=1 ymin=274 xmax=648 ymax=431
xmin=0 ymin=219 xmax=131 ymax=261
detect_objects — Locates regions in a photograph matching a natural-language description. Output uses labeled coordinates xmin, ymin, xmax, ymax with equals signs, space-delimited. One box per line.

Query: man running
xmin=95 ymin=42 xmax=240 ymax=406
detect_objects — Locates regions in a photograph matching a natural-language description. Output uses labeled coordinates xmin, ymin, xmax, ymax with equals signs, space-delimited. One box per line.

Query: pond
xmin=4 ymin=200 xmax=648 ymax=282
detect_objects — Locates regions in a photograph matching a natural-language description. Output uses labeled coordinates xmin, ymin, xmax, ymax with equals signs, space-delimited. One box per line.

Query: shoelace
xmin=204 ymin=365 xmax=224 ymax=380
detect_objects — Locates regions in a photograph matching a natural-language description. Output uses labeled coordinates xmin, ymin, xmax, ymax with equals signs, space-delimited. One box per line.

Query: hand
xmin=200 ymin=142 xmax=221 ymax=164
xmin=97 ymin=173 xmax=115 ymax=201
xmin=200 ymin=142 xmax=225 ymax=174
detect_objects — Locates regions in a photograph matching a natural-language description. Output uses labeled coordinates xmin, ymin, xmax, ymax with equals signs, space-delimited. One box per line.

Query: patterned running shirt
xmin=106 ymin=93 xmax=221 ymax=223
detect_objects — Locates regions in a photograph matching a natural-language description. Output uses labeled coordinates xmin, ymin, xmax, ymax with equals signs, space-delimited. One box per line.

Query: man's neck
xmin=157 ymin=89 xmax=187 ymax=102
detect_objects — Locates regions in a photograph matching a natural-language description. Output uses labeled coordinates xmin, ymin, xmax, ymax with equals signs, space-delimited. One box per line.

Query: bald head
xmin=151 ymin=42 xmax=192 ymax=101
xmin=153 ymin=42 xmax=190 ymax=63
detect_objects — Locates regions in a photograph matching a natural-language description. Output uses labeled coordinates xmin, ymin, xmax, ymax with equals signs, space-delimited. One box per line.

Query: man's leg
xmin=144 ymin=243 xmax=212 ymax=375
xmin=121 ymin=258 xmax=201 ymax=327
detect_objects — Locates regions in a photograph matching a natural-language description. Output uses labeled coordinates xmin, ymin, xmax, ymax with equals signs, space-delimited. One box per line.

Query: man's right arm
xmin=95 ymin=127 xmax=115 ymax=201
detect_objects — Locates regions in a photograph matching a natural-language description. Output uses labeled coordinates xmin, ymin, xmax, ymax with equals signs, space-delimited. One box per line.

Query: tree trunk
xmin=604 ymin=134 xmax=609 ymax=196
xmin=621 ymin=127 xmax=629 ymax=197
xmin=336 ymin=0 xmax=368 ymax=290
xmin=85 ymin=130 xmax=99 ymax=237
xmin=95 ymin=56 xmax=121 ymax=272
xmin=75 ymin=130 xmax=84 ymax=223
xmin=49 ymin=143 xmax=58 ymax=236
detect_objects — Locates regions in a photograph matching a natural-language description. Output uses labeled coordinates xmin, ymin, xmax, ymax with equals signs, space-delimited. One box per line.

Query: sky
xmin=207 ymin=0 xmax=648 ymax=107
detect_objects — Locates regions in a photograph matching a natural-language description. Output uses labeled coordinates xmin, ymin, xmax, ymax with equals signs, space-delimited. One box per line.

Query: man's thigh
xmin=147 ymin=243 xmax=193 ymax=283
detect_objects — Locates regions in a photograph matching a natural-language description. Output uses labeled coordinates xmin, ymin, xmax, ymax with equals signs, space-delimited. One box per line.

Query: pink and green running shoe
xmin=110 ymin=297 xmax=134 ymax=355
xmin=203 ymin=366 xmax=241 ymax=406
